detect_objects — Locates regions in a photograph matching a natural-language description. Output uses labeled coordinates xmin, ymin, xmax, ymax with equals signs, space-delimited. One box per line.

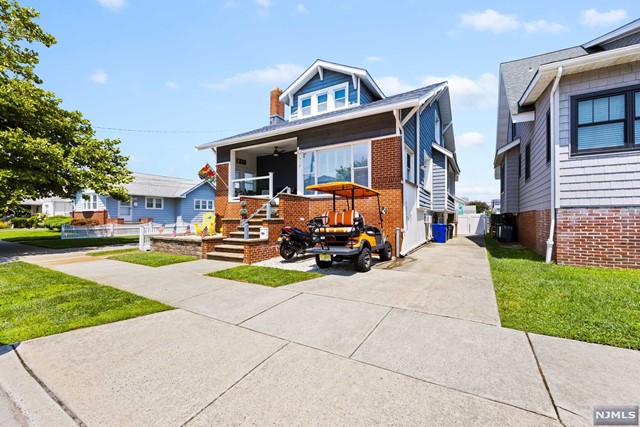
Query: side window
xmin=525 ymin=144 xmax=531 ymax=181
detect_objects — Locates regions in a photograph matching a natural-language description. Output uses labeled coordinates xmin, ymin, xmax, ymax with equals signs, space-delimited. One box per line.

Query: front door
xmin=118 ymin=200 xmax=133 ymax=222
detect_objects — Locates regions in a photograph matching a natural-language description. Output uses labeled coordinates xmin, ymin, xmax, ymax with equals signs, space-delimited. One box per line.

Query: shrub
xmin=29 ymin=213 xmax=48 ymax=228
xmin=10 ymin=217 xmax=32 ymax=228
xmin=0 ymin=221 xmax=10 ymax=229
xmin=70 ymin=218 xmax=99 ymax=226
xmin=43 ymin=216 xmax=72 ymax=230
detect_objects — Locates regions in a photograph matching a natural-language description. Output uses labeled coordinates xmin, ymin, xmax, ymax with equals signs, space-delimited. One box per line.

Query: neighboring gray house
xmin=494 ymin=19 xmax=640 ymax=269
xmin=21 ymin=197 xmax=74 ymax=217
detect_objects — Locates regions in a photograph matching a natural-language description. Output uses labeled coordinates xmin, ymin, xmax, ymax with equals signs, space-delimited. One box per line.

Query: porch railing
xmin=230 ymin=172 xmax=274 ymax=200
xmin=240 ymin=186 xmax=291 ymax=239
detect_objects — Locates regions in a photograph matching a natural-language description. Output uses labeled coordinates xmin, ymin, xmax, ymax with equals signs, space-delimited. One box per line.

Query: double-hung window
xmin=572 ymin=86 xmax=640 ymax=154
xmin=194 ymin=199 xmax=214 ymax=210
xmin=301 ymin=97 xmax=311 ymax=117
xmin=317 ymin=93 xmax=328 ymax=113
xmin=334 ymin=88 xmax=346 ymax=109
xmin=302 ymin=142 xmax=369 ymax=195
xmin=83 ymin=193 xmax=98 ymax=210
xmin=405 ymin=146 xmax=415 ymax=183
xmin=422 ymin=150 xmax=432 ymax=191
xmin=146 ymin=197 xmax=163 ymax=210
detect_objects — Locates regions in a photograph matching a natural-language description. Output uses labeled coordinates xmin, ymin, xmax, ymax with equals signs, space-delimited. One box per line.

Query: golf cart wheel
xmin=378 ymin=242 xmax=392 ymax=261
xmin=356 ymin=247 xmax=372 ymax=272
xmin=279 ymin=242 xmax=296 ymax=260
xmin=315 ymin=255 xmax=333 ymax=269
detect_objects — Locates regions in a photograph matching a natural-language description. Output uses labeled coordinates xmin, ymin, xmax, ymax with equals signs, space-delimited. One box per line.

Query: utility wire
xmin=94 ymin=126 xmax=248 ymax=134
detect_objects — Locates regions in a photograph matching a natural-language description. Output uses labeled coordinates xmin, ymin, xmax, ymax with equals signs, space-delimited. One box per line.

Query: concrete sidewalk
xmin=2 ymin=237 xmax=638 ymax=426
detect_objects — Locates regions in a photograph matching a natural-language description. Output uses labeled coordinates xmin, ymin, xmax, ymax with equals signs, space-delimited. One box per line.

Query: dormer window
xmin=334 ymin=88 xmax=346 ymax=109
xmin=435 ymin=110 xmax=442 ymax=145
xmin=317 ymin=93 xmax=328 ymax=113
xmin=294 ymin=83 xmax=349 ymax=120
xmin=301 ymin=97 xmax=311 ymax=117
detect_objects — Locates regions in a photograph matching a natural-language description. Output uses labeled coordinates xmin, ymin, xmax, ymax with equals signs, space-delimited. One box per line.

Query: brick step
xmin=236 ymin=225 xmax=262 ymax=231
xmin=230 ymin=231 xmax=260 ymax=239
xmin=213 ymin=244 xmax=244 ymax=254
xmin=223 ymin=238 xmax=268 ymax=243
xmin=206 ymin=251 xmax=244 ymax=262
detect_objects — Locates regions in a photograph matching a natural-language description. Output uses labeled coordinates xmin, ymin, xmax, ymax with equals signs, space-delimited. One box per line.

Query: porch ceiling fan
xmin=272 ymin=146 xmax=287 ymax=157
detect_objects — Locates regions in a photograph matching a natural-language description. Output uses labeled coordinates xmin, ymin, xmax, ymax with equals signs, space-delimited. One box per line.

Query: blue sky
xmin=25 ymin=0 xmax=640 ymax=202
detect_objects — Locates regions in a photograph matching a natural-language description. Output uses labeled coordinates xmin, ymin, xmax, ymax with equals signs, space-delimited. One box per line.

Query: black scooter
xmin=278 ymin=218 xmax=322 ymax=259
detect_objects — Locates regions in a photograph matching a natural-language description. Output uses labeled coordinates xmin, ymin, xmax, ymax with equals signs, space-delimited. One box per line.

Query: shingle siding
xmin=558 ymin=63 xmax=640 ymax=207
xmin=291 ymin=69 xmax=357 ymax=115
xmin=602 ymin=32 xmax=640 ymax=50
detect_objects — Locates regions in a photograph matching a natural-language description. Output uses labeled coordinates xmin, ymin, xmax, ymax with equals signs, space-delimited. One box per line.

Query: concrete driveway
xmin=2 ymin=237 xmax=638 ymax=426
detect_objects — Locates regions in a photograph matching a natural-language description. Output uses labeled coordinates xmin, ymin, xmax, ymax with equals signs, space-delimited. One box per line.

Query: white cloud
xmin=165 ymin=81 xmax=180 ymax=90
xmin=89 ymin=69 xmax=108 ymax=84
xmin=96 ymin=0 xmax=127 ymax=12
xmin=376 ymin=76 xmax=416 ymax=96
xmin=366 ymin=56 xmax=382 ymax=62
xmin=458 ymin=132 xmax=485 ymax=148
xmin=293 ymin=4 xmax=308 ymax=15
xmin=204 ymin=63 xmax=305 ymax=90
xmin=420 ymin=73 xmax=498 ymax=110
xmin=580 ymin=8 xmax=627 ymax=27
xmin=460 ymin=9 xmax=566 ymax=34
xmin=256 ymin=0 xmax=271 ymax=18
xmin=523 ymin=20 xmax=567 ymax=33
xmin=460 ymin=9 xmax=520 ymax=33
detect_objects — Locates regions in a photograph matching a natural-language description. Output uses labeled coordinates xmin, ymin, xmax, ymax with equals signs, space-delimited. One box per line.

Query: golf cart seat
xmin=317 ymin=210 xmax=364 ymax=234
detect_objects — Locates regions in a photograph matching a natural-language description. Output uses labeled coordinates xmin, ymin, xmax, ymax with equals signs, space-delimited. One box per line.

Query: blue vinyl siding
xmin=180 ymin=183 xmax=216 ymax=223
xmin=402 ymin=108 xmax=417 ymax=152
xmin=419 ymin=187 xmax=431 ymax=209
xmin=291 ymin=69 xmax=356 ymax=115
xmin=105 ymin=198 xmax=119 ymax=218
xmin=432 ymin=151 xmax=447 ymax=212
xmin=418 ymin=102 xmax=440 ymax=187
xmin=131 ymin=196 xmax=178 ymax=224
xmin=360 ymin=84 xmax=376 ymax=105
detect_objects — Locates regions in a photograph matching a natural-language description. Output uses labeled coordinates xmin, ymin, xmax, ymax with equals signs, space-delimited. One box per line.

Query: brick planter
xmin=151 ymin=235 xmax=225 ymax=259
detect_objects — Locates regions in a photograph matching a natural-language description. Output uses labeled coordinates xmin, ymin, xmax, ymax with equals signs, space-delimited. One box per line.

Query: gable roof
xmin=499 ymin=46 xmax=587 ymax=117
xmin=196 ymin=82 xmax=447 ymax=150
xmin=125 ymin=173 xmax=212 ymax=198
xmin=279 ymin=59 xmax=385 ymax=105
xmin=583 ymin=18 xmax=640 ymax=49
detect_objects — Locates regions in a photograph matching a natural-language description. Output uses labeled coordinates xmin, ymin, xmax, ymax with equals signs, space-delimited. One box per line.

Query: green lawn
xmin=0 ymin=262 xmax=171 ymax=344
xmin=0 ymin=229 xmax=60 ymax=242
xmin=207 ymin=265 xmax=323 ymax=287
xmin=88 ymin=248 xmax=139 ymax=257
xmin=108 ymin=251 xmax=198 ymax=267
xmin=485 ymin=236 xmax=640 ymax=350
xmin=25 ymin=235 xmax=139 ymax=249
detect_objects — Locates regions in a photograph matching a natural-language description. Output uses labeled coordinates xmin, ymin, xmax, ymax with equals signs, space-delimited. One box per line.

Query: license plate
xmin=319 ymin=253 xmax=332 ymax=261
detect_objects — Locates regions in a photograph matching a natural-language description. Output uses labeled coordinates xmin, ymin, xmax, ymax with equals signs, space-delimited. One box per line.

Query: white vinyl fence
xmin=61 ymin=223 xmax=141 ymax=239
xmin=457 ymin=213 xmax=488 ymax=236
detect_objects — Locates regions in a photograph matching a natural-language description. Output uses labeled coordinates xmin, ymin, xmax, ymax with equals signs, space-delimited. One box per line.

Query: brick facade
xmin=72 ymin=209 xmax=108 ymax=225
xmin=556 ymin=208 xmax=640 ymax=269
xmin=516 ymin=209 xmax=552 ymax=257
xmin=151 ymin=235 xmax=224 ymax=259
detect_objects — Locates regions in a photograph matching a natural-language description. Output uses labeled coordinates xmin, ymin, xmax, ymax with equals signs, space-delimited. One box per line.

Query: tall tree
xmin=0 ymin=0 xmax=131 ymax=211
xmin=468 ymin=200 xmax=490 ymax=214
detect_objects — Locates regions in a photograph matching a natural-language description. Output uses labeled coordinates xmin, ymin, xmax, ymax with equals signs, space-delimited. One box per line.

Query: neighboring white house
xmin=21 ymin=198 xmax=74 ymax=217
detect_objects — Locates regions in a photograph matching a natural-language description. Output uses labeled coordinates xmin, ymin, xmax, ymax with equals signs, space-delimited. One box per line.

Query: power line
xmin=94 ymin=126 xmax=248 ymax=134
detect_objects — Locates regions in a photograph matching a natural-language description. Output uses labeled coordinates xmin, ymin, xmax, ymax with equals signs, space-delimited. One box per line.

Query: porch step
xmin=230 ymin=231 xmax=261 ymax=239
xmin=236 ymin=225 xmax=262 ymax=231
xmin=223 ymin=238 xmax=268 ymax=243
xmin=213 ymin=244 xmax=244 ymax=254
xmin=206 ymin=251 xmax=244 ymax=262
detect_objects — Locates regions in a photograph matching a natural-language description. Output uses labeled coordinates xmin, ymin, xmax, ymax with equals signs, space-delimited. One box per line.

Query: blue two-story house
xmin=74 ymin=172 xmax=215 ymax=225
xmin=197 ymin=59 xmax=460 ymax=256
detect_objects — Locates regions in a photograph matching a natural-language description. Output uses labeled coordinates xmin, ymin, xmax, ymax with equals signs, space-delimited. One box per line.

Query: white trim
xmin=435 ymin=109 xmax=442 ymax=145
xmin=279 ymin=59 xmax=385 ymax=105
xmin=297 ymin=139 xmax=372 ymax=196
xmin=197 ymin=88 xmax=444 ymax=150
xmin=512 ymin=111 xmax=535 ymax=123
xmin=496 ymin=138 xmax=521 ymax=156
xmin=432 ymin=142 xmax=460 ymax=174
xmin=145 ymin=197 xmax=164 ymax=210
xmin=293 ymin=82 xmax=350 ymax=120
xmin=404 ymin=145 xmax=415 ymax=183
xmin=179 ymin=180 xmax=215 ymax=197
xmin=520 ymin=44 xmax=640 ymax=106
xmin=117 ymin=199 xmax=133 ymax=221
xmin=583 ymin=20 xmax=640 ymax=49
xmin=317 ymin=66 xmax=323 ymax=81
xmin=356 ymin=77 xmax=360 ymax=105
xmin=194 ymin=199 xmax=214 ymax=211
xmin=401 ymin=105 xmax=419 ymax=127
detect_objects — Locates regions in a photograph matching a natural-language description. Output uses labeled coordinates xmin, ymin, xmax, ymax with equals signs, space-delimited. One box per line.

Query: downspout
xmin=546 ymin=66 xmax=563 ymax=264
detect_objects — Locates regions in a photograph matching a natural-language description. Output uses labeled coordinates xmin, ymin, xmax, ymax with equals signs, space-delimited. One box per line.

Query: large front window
xmin=82 ymin=194 xmax=98 ymax=210
xmin=302 ymin=142 xmax=369 ymax=195
xmin=572 ymin=86 xmax=640 ymax=154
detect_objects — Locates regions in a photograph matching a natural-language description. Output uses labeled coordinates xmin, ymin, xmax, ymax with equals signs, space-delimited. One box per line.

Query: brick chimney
xmin=270 ymin=87 xmax=285 ymax=125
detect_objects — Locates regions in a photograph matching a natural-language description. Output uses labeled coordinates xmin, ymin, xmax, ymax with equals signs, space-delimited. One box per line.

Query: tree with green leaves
xmin=468 ymin=200 xmax=491 ymax=214
xmin=0 ymin=0 xmax=131 ymax=212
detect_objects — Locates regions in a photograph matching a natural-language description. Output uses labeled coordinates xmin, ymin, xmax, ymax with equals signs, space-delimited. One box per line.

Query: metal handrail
xmin=241 ymin=186 xmax=291 ymax=238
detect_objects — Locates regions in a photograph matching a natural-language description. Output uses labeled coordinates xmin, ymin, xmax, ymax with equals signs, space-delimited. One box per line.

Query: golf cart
xmin=305 ymin=182 xmax=392 ymax=272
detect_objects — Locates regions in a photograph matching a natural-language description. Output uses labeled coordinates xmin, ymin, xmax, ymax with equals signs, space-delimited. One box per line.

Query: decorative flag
xmin=201 ymin=226 xmax=209 ymax=237
xmin=184 ymin=225 xmax=192 ymax=236
xmin=198 ymin=163 xmax=216 ymax=181
xmin=158 ymin=223 xmax=165 ymax=234
xmin=172 ymin=225 xmax=177 ymax=237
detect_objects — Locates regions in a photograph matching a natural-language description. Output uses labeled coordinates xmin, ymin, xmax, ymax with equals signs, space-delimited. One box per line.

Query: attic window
xmin=301 ymin=97 xmax=311 ymax=117
xmin=317 ymin=93 xmax=328 ymax=112
xmin=334 ymin=88 xmax=346 ymax=109
xmin=435 ymin=110 xmax=442 ymax=145
xmin=294 ymin=83 xmax=349 ymax=120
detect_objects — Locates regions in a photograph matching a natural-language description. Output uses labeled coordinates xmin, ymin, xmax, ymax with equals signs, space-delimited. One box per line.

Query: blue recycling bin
xmin=432 ymin=223 xmax=447 ymax=243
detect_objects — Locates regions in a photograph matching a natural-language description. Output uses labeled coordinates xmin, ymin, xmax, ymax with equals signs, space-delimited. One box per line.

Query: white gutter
xmin=546 ymin=66 xmax=563 ymax=264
